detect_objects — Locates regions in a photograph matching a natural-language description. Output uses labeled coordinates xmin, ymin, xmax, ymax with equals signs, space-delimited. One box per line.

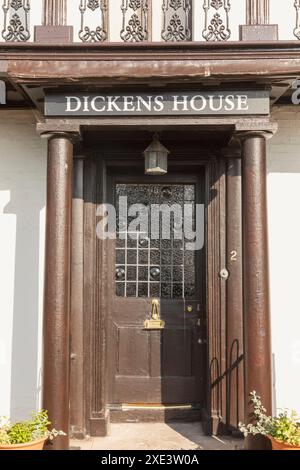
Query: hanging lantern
xmin=143 ymin=133 xmax=170 ymax=175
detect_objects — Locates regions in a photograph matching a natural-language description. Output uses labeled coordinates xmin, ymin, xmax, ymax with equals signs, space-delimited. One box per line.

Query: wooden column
xmin=70 ymin=150 xmax=85 ymax=438
xmin=35 ymin=0 xmax=73 ymax=43
xmin=238 ymin=129 xmax=274 ymax=449
xmin=43 ymin=133 xmax=75 ymax=450
xmin=240 ymin=0 xmax=278 ymax=41
xmin=246 ymin=0 xmax=269 ymax=24
xmin=223 ymin=146 xmax=245 ymax=433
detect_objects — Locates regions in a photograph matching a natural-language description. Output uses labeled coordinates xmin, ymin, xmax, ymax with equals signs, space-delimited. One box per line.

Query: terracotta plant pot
xmin=269 ymin=436 xmax=300 ymax=451
xmin=0 ymin=437 xmax=46 ymax=451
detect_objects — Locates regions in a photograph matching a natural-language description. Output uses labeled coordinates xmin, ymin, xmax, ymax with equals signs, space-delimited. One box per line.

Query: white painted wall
xmin=268 ymin=105 xmax=300 ymax=415
xmin=0 ymin=110 xmax=46 ymax=420
xmin=270 ymin=0 xmax=296 ymax=41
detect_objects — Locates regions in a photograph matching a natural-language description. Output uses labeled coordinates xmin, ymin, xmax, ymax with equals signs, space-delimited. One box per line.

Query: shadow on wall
xmin=3 ymin=185 xmax=45 ymax=420
xmin=272 ymin=353 xmax=277 ymax=416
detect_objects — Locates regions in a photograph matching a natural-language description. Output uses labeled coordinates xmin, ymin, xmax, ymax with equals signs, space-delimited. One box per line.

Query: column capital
xmin=234 ymin=120 xmax=278 ymax=141
xmin=40 ymin=130 xmax=81 ymax=144
xmin=37 ymin=120 xmax=81 ymax=137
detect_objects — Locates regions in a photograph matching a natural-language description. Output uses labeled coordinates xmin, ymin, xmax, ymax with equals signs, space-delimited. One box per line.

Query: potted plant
xmin=0 ymin=410 xmax=66 ymax=450
xmin=239 ymin=391 xmax=300 ymax=450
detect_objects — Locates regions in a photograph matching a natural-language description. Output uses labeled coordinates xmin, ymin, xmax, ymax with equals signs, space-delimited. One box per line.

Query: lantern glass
xmin=144 ymin=134 xmax=170 ymax=175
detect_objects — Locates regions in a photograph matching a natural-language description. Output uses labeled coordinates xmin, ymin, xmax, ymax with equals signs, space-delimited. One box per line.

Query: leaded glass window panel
xmin=115 ymin=183 xmax=197 ymax=299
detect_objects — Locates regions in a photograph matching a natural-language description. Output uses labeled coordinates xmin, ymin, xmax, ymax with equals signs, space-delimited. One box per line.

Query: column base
xmin=201 ymin=410 xmax=230 ymax=436
xmin=34 ymin=25 xmax=73 ymax=43
xmin=239 ymin=25 xmax=278 ymax=41
xmin=89 ymin=412 xmax=110 ymax=437
xmin=70 ymin=426 xmax=86 ymax=440
xmin=245 ymin=435 xmax=272 ymax=450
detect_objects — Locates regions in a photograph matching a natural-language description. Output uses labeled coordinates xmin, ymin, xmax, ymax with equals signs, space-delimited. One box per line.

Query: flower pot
xmin=269 ymin=436 xmax=300 ymax=451
xmin=0 ymin=437 xmax=46 ymax=451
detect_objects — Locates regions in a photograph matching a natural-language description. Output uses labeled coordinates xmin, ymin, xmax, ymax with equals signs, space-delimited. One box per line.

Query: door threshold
xmin=109 ymin=404 xmax=197 ymax=411
xmin=108 ymin=404 xmax=202 ymax=423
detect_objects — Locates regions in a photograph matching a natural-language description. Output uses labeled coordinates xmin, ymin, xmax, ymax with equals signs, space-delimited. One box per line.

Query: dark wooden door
xmin=107 ymin=171 xmax=206 ymax=409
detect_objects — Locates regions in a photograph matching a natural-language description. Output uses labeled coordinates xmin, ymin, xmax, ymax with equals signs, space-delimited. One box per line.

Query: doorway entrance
xmin=107 ymin=170 xmax=206 ymax=421
xmin=72 ymin=129 xmax=244 ymax=436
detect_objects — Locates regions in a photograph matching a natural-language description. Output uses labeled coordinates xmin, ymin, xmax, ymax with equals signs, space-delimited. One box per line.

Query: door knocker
xmin=144 ymin=299 xmax=165 ymax=330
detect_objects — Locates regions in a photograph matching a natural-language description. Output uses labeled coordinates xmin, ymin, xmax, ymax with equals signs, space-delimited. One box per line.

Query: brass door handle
xmin=144 ymin=299 xmax=165 ymax=330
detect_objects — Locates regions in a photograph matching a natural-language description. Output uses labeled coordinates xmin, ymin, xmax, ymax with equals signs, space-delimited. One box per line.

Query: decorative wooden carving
xmin=2 ymin=0 xmax=30 ymax=42
xmin=202 ymin=0 xmax=231 ymax=42
xmin=79 ymin=0 xmax=108 ymax=42
xmin=162 ymin=0 xmax=192 ymax=42
xmin=121 ymin=0 xmax=150 ymax=42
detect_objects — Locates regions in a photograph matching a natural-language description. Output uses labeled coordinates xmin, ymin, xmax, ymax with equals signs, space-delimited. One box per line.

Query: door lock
xmin=187 ymin=305 xmax=193 ymax=313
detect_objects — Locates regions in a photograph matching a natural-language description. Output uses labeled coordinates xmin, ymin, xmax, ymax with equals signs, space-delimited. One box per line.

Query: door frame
xmin=70 ymin=138 xmax=244 ymax=437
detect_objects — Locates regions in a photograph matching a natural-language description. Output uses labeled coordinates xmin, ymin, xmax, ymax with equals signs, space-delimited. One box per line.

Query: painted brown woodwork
xmin=225 ymin=153 xmax=245 ymax=433
xmin=77 ymin=133 xmax=234 ymax=433
xmin=1 ymin=43 xmax=300 ymax=87
xmin=107 ymin=173 xmax=205 ymax=412
xmin=239 ymin=131 xmax=273 ymax=450
xmin=83 ymin=155 xmax=110 ymax=437
xmin=0 ymin=0 xmax=285 ymax=444
xmin=39 ymin=116 xmax=274 ymax=444
xmin=70 ymin=152 xmax=86 ymax=439
xmin=204 ymin=158 xmax=227 ymax=435
xmin=42 ymin=133 xmax=74 ymax=450
xmin=109 ymin=267 xmax=204 ymax=408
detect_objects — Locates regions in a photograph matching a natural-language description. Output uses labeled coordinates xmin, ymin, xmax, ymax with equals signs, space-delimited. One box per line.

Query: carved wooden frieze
xmin=161 ymin=0 xmax=192 ymax=42
xmin=79 ymin=0 xmax=108 ymax=42
xmin=202 ymin=0 xmax=231 ymax=42
xmin=121 ymin=0 xmax=149 ymax=42
xmin=2 ymin=0 xmax=31 ymax=42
